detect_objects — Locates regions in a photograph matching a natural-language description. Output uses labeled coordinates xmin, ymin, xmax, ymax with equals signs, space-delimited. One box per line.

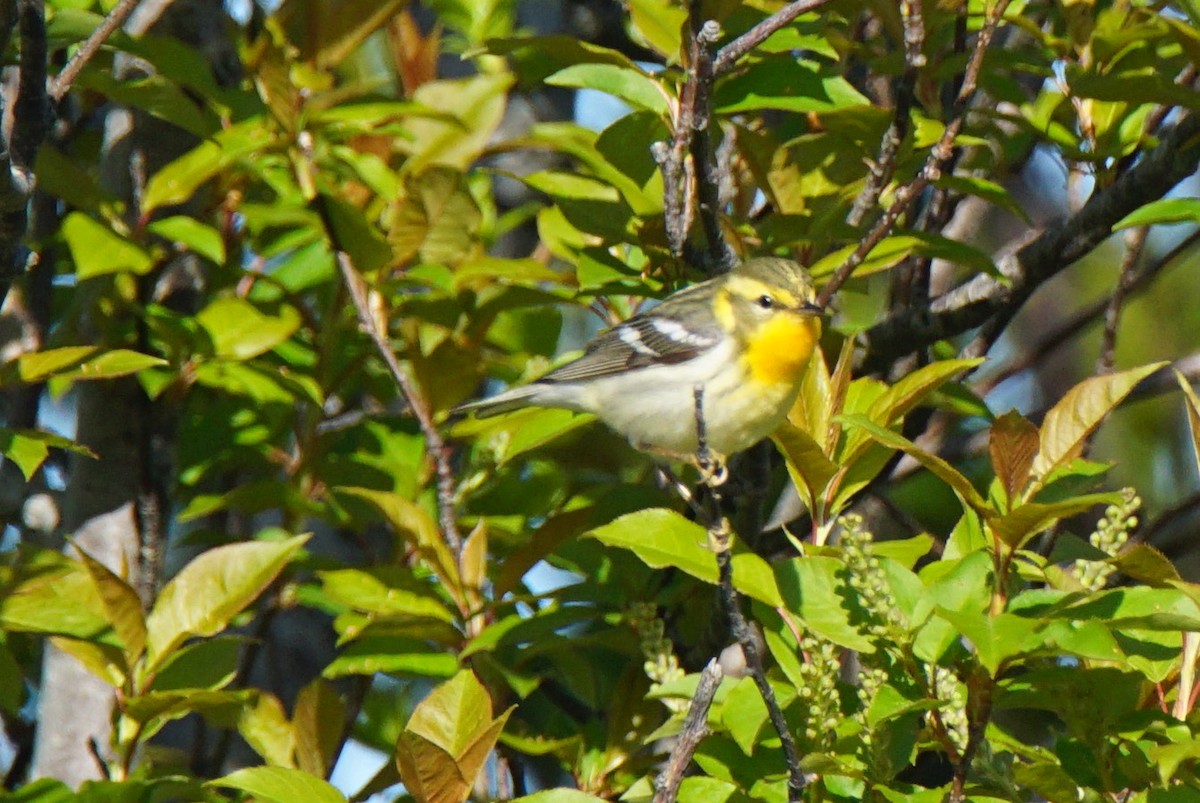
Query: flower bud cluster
xmin=929 ymin=664 xmax=968 ymax=752
xmin=797 ymin=633 xmax=841 ymax=746
xmin=1074 ymin=488 xmax=1140 ymax=591
xmin=627 ymin=602 xmax=688 ymax=713
xmin=839 ymin=515 xmax=908 ymax=639
xmin=854 ymin=665 xmax=889 ymax=748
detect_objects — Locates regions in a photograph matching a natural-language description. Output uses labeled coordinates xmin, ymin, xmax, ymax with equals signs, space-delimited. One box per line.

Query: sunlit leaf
xmin=839 ymin=414 xmax=989 ymax=514
xmin=1031 ymin=362 xmax=1166 ymax=487
xmin=211 ymin=766 xmax=346 ymax=803
xmin=144 ymin=535 xmax=309 ymax=672
xmin=75 ymin=545 xmax=146 ymax=662
xmin=195 ymin=297 xmax=301 ymax=361
xmin=62 ymin=213 xmax=154 ymax=278
xmin=395 ymin=670 xmax=513 ymax=803
xmin=545 ymin=64 xmax=670 ymax=115
xmin=586 ymin=508 xmax=782 ymax=606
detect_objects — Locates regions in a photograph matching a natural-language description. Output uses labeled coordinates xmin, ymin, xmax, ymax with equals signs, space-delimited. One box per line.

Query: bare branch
xmin=12 ymin=0 xmax=48 ymax=167
xmin=713 ymin=0 xmax=837 ymax=76
xmin=688 ymin=21 xmax=736 ymax=270
xmin=336 ymin=253 xmax=463 ymax=554
xmin=49 ymin=0 xmax=146 ymax=102
xmin=652 ymin=659 xmax=723 ymax=803
xmin=817 ymin=0 xmax=1011 ymax=308
xmin=689 ymin=387 xmax=806 ymax=801
xmin=864 ymin=110 xmax=1200 ymax=371
xmin=1095 ymin=225 xmax=1147 ymax=375
xmin=846 ymin=0 xmax=924 ymax=228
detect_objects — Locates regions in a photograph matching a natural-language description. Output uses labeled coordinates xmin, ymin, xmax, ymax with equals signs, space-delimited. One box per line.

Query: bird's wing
xmin=538 ymin=309 xmax=723 ymax=384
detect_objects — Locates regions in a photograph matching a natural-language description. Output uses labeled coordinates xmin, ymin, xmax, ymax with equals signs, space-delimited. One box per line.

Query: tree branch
xmin=817 ymin=0 xmax=1010 ymax=307
xmin=690 ymin=386 xmax=806 ymax=801
xmin=864 ymin=110 xmax=1200 ymax=371
xmin=652 ymin=659 xmax=723 ymax=803
xmin=713 ymin=0 xmax=837 ymax=76
xmin=1095 ymin=225 xmax=1147 ymax=375
xmin=846 ymin=0 xmax=924 ymax=229
xmin=49 ymin=0 xmax=146 ymax=102
xmin=335 ymin=252 xmax=463 ymax=554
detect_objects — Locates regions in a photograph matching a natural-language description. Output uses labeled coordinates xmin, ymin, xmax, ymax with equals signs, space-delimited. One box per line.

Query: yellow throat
xmin=745 ymin=314 xmax=822 ymax=386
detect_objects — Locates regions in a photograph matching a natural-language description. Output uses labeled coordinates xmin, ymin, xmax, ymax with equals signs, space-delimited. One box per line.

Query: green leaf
xmin=323 ymin=638 xmax=459 ymax=679
xmin=62 ymin=213 xmax=154 ymax=278
xmin=0 ymin=429 xmax=94 ymax=480
xmin=626 ymin=0 xmax=687 ymax=60
xmin=332 ymin=487 xmax=461 ymax=598
xmin=210 ymin=766 xmax=346 ymax=803
xmin=722 ymin=675 xmax=769 ymax=755
xmin=143 ymin=535 xmax=309 ymax=673
xmin=195 ymin=297 xmax=301 ymax=361
xmin=545 ymin=64 xmax=670 ymax=115
xmin=395 ymin=670 xmax=513 ymax=803
xmin=293 ymin=679 xmax=345 ymax=778
xmin=772 ymin=422 xmax=838 ymax=516
xmin=51 ymin=350 xmax=168 ymax=382
xmin=1031 ymin=362 xmax=1166 ymax=487
xmin=317 ymin=568 xmax=455 ymax=623
xmin=389 ymin=167 xmax=482 ymax=267
xmin=147 ymin=216 xmax=226 ymax=264
xmin=1175 ymin=369 xmax=1200 ymax=482
xmin=775 ymin=556 xmax=875 ymax=652
xmin=839 ymin=414 xmax=989 ymax=514
xmin=75 ymin=545 xmax=147 ymax=662
xmin=713 ymin=58 xmax=868 ymax=113
xmin=0 ymin=556 xmax=115 ymax=642
xmin=586 ymin=508 xmax=782 ymax=606
xmin=990 ymin=493 xmax=1122 ymax=551
xmin=510 ymin=792 xmax=610 ymax=803
xmin=402 ymin=74 xmax=514 ymax=172
xmin=238 ymin=692 xmax=296 ymax=768
xmin=143 ymin=120 xmax=272 ymax=213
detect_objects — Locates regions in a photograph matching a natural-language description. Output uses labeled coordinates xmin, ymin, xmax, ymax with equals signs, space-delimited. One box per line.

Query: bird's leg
xmin=691 ymin=385 xmax=728 ymax=487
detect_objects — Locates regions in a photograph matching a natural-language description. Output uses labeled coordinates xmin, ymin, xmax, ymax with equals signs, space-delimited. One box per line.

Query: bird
xmin=455 ymin=257 xmax=824 ymax=469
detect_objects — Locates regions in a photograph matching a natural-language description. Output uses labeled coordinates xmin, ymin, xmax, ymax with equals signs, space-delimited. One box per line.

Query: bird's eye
xmin=756 ymin=294 xmax=774 ymax=310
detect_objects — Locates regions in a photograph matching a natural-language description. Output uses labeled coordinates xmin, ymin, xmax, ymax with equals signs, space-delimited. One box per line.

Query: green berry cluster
xmin=1074 ymin=488 xmax=1140 ymax=591
xmin=796 ymin=632 xmax=842 ymax=747
xmin=627 ymin=601 xmax=688 ymax=713
xmin=928 ymin=664 xmax=968 ymax=752
xmin=839 ymin=514 xmax=908 ymax=640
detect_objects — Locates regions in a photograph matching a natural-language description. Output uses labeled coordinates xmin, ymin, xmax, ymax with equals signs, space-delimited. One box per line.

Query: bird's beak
xmin=798 ymin=300 xmax=826 ymax=316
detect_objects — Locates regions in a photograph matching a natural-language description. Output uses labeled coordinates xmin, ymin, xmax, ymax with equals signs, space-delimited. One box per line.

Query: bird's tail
xmin=452 ymin=385 xmax=545 ymax=419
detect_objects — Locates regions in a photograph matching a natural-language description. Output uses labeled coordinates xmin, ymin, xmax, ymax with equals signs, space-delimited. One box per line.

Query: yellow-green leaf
xmin=211 ymin=766 xmax=346 ymax=803
xmin=144 ymin=535 xmax=309 ymax=673
xmin=62 ymin=212 xmax=154 ymax=278
xmin=1031 ymin=362 xmax=1166 ymax=486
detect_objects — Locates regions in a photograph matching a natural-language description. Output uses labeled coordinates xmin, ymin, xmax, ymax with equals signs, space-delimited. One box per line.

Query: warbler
xmin=456 ymin=257 xmax=824 ymax=463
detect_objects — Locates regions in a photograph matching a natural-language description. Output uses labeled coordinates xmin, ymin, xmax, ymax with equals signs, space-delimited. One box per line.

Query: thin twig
xmin=687 ymin=18 xmax=736 ymax=270
xmin=950 ymin=664 xmax=994 ymax=803
xmin=336 ymin=253 xmax=463 ymax=554
xmin=1095 ymin=225 xmax=1147 ymax=375
xmin=691 ymin=386 xmax=806 ymax=801
xmin=979 ymin=229 xmax=1200 ymax=393
xmin=846 ymin=0 xmax=924 ymax=228
xmin=713 ymin=0 xmax=837 ymax=76
xmin=864 ymin=109 xmax=1200 ymax=371
xmin=817 ymin=0 xmax=1010 ymax=308
xmin=653 ymin=659 xmax=723 ymax=803
xmin=49 ymin=0 xmax=144 ymax=101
